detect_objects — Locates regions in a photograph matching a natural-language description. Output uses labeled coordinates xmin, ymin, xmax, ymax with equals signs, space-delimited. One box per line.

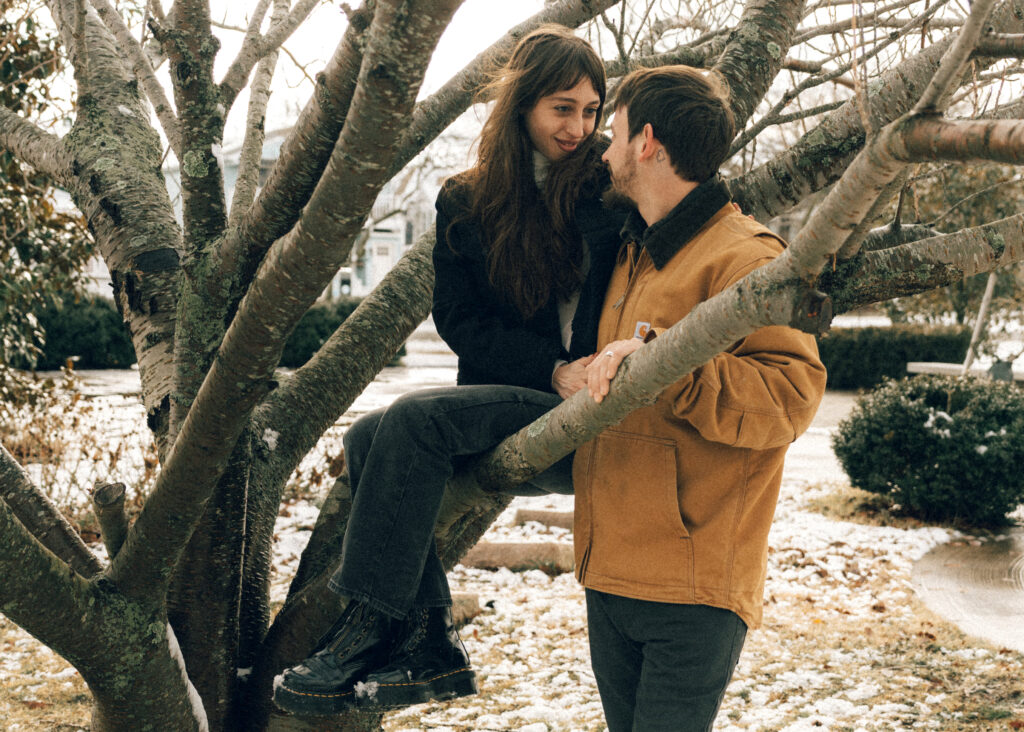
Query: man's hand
xmin=552 ymin=354 xmax=599 ymax=399
xmin=586 ymin=339 xmax=645 ymax=403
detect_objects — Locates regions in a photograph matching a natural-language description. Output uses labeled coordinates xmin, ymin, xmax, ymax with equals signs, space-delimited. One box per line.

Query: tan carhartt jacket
xmin=573 ymin=181 xmax=826 ymax=629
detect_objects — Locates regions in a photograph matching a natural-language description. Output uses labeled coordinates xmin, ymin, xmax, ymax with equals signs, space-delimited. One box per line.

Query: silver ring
xmin=605 ymin=351 xmax=614 ymax=357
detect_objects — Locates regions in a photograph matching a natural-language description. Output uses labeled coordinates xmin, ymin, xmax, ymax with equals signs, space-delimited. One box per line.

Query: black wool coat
xmin=432 ymin=175 xmax=626 ymax=393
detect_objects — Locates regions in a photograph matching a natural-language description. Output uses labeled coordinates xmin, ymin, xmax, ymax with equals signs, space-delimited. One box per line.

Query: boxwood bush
xmin=832 ymin=374 xmax=1024 ymax=526
xmin=817 ymin=324 xmax=970 ymax=390
xmin=30 ymin=295 xmax=136 ymax=370
xmin=280 ymin=296 xmax=405 ymax=368
xmin=27 ymin=294 xmax=403 ymax=372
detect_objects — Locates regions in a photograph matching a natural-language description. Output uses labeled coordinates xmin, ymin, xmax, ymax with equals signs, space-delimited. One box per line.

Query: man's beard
xmin=602 ymin=185 xmax=635 ymax=211
xmin=603 ymin=158 xmax=638 ymax=211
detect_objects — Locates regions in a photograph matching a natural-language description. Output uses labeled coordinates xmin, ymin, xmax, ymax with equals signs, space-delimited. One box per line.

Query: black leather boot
xmin=273 ymin=600 xmax=397 ymax=715
xmin=356 ymin=605 xmax=478 ymax=709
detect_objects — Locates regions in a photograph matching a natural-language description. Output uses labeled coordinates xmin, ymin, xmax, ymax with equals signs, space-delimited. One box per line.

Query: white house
xmin=78 ymin=127 xmax=442 ymax=301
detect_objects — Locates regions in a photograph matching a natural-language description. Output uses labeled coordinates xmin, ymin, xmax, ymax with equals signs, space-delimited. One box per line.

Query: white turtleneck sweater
xmin=533 ymin=151 xmax=589 ymax=372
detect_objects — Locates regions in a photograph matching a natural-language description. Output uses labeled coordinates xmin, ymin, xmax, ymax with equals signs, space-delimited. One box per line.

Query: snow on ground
xmin=266 ymin=471 xmax=1020 ymax=732
xmin=7 ymin=326 xmax=1024 ymax=729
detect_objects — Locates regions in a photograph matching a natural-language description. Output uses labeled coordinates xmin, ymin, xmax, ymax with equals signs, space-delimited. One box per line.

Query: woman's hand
xmin=552 ymin=354 xmax=598 ymax=399
xmin=586 ymin=339 xmax=645 ymax=403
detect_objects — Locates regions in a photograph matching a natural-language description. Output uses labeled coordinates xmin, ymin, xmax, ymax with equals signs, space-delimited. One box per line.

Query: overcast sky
xmin=210 ymin=0 xmax=547 ymax=146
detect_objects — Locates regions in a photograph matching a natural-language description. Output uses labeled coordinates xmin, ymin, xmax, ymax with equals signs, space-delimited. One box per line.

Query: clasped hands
xmin=552 ymin=338 xmax=645 ymax=402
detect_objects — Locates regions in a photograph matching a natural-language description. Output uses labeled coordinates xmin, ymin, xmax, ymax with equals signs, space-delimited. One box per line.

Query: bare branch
xmin=821 ymin=213 xmax=1024 ymax=312
xmin=111 ymin=0 xmax=464 ymax=601
xmin=729 ymin=0 xmax=950 ymax=158
xmin=915 ymin=0 xmax=1001 ymax=112
xmin=782 ymin=57 xmax=855 ymax=88
xmin=835 ymin=167 xmax=913 ymax=260
xmin=794 ymin=0 xmax=961 ymax=44
xmin=730 ymin=0 xmax=1024 ymax=223
xmin=712 ymin=0 xmax=806 ymax=130
xmin=259 ymin=230 xmax=436 ymax=485
xmin=387 ymin=0 xmax=622 ymax=180
xmin=896 ymin=116 xmax=1024 ymax=165
xmin=0 ymin=445 xmax=104 ymax=577
xmin=603 ymin=33 xmax=723 ymax=78
xmin=89 ymin=0 xmax=181 ymax=154
xmin=974 ymin=33 xmax=1024 ymax=57
xmin=219 ymin=0 xmax=319 ymax=111
xmin=0 ymin=107 xmax=69 ymax=181
xmin=229 ymin=0 xmax=289 ymax=227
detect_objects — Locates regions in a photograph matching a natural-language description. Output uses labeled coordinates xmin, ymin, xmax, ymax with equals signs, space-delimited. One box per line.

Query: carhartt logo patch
xmin=633 ymin=321 xmax=651 ymax=340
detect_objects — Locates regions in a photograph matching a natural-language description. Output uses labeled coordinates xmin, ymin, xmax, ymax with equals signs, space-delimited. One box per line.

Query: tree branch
xmin=258 ymin=230 xmax=436 ymax=491
xmin=219 ymin=0 xmax=319 ymax=111
xmin=896 ymin=116 xmax=1024 ymax=165
xmin=228 ymin=0 xmax=288 ymax=227
xmin=731 ymin=0 xmax=1024 ymax=222
xmin=0 ymin=445 xmax=103 ymax=577
xmin=820 ymin=213 xmax=1024 ymax=312
xmin=0 ymin=462 xmax=94 ymax=662
xmin=835 ymin=167 xmax=913 ymax=260
xmin=0 ymin=107 xmax=69 ymax=182
xmin=974 ymin=33 xmax=1024 ymax=57
xmin=712 ymin=0 xmax=806 ymax=130
xmin=728 ymin=0 xmax=949 ymax=158
xmin=913 ymin=0 xmax=1000 ymax=112
xmin=165 ymin=0 xmax=226 ymax=255
xmin=88 ymin=0 xmax=181 ymax=154
xmin=216 ymin=3 xmax=374 ymax=317
xmin=108 ymin=0 xmax=463 ymax=601
xmin=385 ymin=0 xmax=622 ymax=181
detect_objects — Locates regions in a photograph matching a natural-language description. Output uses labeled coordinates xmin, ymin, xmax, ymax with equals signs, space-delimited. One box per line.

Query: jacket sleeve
xmin=663 ymin=257 xmax=827 ymax=449
xmin=432 ymin=185 xmax=564 ymax=391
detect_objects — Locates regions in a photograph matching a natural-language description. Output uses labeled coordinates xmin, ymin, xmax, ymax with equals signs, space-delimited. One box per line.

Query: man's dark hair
xmin=610 ymin=66 xmax=735 ymax=182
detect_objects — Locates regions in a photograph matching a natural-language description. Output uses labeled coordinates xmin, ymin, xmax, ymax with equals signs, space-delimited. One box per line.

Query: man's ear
xmin=637 ymin=123 xmax=659 ymax=161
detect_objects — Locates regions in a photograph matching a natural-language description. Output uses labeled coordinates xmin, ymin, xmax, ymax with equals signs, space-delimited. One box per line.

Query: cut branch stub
xmin=790 ymin=289 xmax=834 ymax=335
xmin=92 ymin=481 xmax=128 ymax=559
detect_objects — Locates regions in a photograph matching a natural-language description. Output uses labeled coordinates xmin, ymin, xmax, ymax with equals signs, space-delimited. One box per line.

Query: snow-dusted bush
xmin=832 ymin=375 xmax=1024 ymax=526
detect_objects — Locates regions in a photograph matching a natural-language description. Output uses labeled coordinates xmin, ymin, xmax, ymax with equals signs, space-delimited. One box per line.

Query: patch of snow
xmin=354 ymin=680 xmax=379 ymax=699
xmin=262 ymin=428 xmax=279 ymax=451
xmin=166 ymin=623 xmax=210 ymax=732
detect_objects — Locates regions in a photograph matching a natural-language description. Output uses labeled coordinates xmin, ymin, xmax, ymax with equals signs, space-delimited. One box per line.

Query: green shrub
xmin=280 ymin=296 xmax=405 ymax=368
xmin=832 ymin=374 xmax=1024 ymax=526
xmin=818 ymin=324 xmax=970 ymax=390
xmin=30 ymin=295 xmax=135 ymax=370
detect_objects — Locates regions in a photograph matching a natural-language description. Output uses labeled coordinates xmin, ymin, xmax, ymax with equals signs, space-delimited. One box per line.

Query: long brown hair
xmin=452 ymin=25 xmax=607 ymax=319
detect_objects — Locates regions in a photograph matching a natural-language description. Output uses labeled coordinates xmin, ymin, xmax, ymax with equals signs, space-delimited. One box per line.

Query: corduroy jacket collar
xmin=620 ymin=176 xmax=731 ymax=270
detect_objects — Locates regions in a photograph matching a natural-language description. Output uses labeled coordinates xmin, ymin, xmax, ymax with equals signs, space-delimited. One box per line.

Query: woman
xmin=274 ymin=25 xmax=625 ymax=717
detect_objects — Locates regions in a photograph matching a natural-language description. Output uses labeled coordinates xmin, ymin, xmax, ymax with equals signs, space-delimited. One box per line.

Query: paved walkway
xmin=791 ymin=386 xmax=1024 ymax=654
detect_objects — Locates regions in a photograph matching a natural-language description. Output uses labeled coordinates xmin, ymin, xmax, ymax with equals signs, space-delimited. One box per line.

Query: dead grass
xmin=0 ymin=616 xmax=91 ymax=731
xmin=3 ymin=480 xmax=1023 ymax=729
xmin=740 ymin=589 xmax=1024 ymax=730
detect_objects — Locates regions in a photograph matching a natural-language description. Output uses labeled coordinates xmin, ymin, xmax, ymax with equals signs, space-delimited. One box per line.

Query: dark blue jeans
xmin=328 ymin=385 xmax=568 ymax=618
xmin=586 ymin=590 xmax=747 ymax=732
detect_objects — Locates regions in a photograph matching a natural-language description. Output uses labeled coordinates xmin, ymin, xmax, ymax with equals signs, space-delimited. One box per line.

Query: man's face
xmin=601 ymin=107 xmax=638 ymax=204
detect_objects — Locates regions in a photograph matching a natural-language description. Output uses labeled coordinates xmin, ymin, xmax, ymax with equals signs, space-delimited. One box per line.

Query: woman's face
xmin=524 ymin=77 xmax=601 ymax=162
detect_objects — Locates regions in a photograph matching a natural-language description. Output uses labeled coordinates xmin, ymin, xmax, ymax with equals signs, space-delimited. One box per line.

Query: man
xmin=576 ymin=66 xmax=827 ymax=731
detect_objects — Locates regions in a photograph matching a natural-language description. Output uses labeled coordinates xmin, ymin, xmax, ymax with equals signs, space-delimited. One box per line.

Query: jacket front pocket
xmin=586 ymin=430 xmax=694 ymax=595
